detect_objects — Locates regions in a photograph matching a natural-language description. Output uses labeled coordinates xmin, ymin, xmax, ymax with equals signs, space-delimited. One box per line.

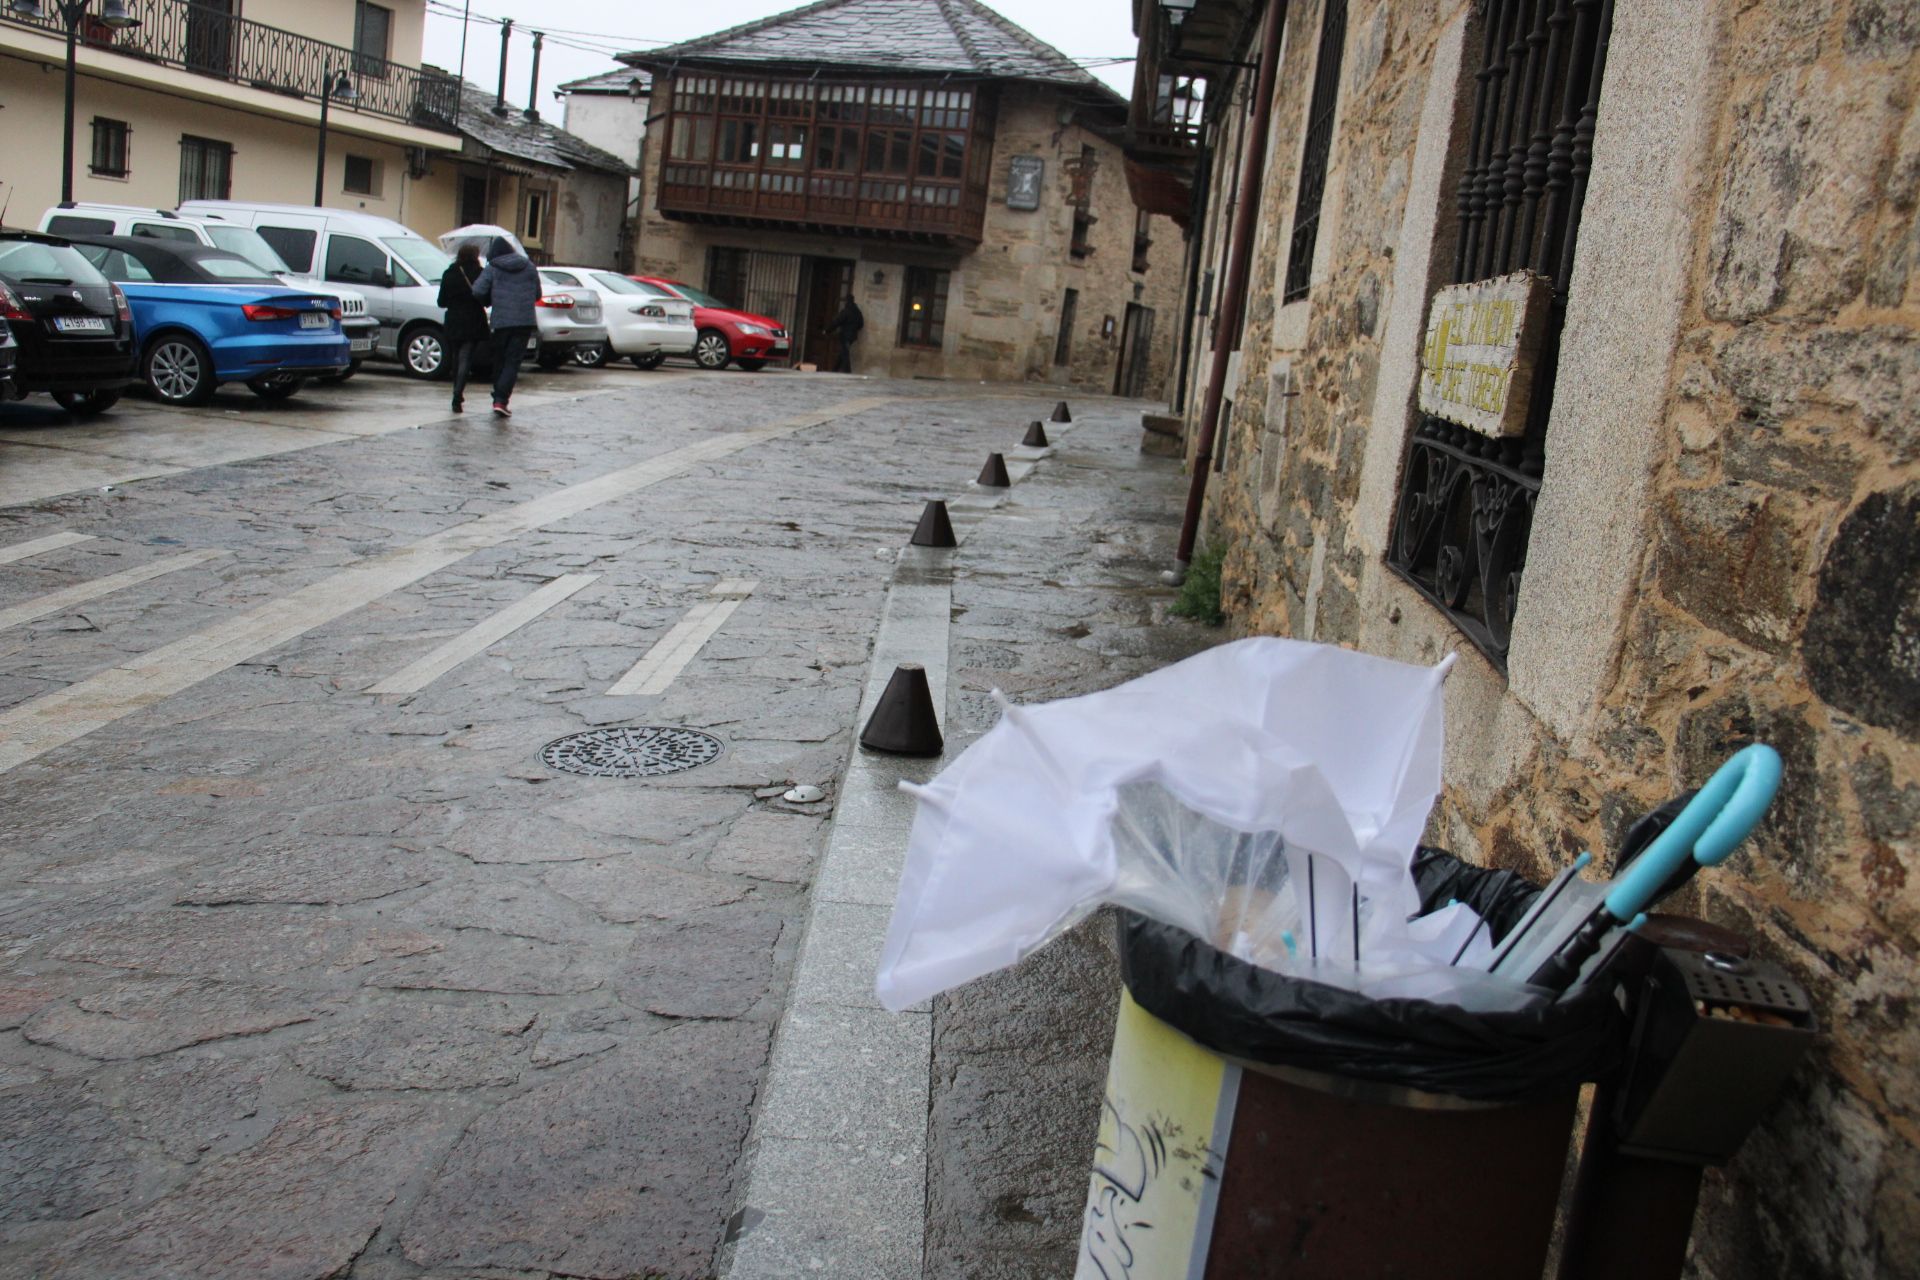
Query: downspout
xmin=1170 ymin=0 xmax=1287 ymax=580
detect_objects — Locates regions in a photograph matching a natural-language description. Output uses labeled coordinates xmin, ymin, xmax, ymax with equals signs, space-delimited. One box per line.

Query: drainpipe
xmin=524 ymin=31 xmax=543 ymax=121
xmin=493 ymin=18 xmax=512 ymax=116
xmin=1170 ymin=0 xmax=1287 ymax=580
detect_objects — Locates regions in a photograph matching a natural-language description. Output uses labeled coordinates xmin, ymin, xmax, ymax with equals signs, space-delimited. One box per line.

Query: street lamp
xmin=9 ymin=0 xmax=142 ymax=203
xmin=312 ymin=66 xmax=360 ymax=207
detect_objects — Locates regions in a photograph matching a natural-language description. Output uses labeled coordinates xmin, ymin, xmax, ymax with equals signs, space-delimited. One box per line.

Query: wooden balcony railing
xmin=1 ymin=0 xmax=460 ymax=131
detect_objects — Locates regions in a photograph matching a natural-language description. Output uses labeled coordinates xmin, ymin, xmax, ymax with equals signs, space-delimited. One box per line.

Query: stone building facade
xmin=1145 ymin=0 xmax=1919 ymax=1272
xmin=621 ymin=0 xmax=1182 ymax=392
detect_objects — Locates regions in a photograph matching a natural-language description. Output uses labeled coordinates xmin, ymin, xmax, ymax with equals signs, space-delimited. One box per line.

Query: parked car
xmin=630 ymin=277 xmax=789 ymax=371
xmin=538 ymin=267 xmax=695 ymax=369
xmin=67 ymin=236 xmax=349 ymax=406
xmin=37 ymin=203 xmax=379 ymax=377
xmin=0 ymin=230 xmax=139 ymax=416
xmin=0 ymin=318 xmax=16 ymax=400
xmin=178 ymin=201 xmax=467 ymax=378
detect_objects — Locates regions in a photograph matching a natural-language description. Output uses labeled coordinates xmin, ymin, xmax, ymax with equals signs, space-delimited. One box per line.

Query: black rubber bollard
xmin=1051 ymin=401 xmax=1072 ymax=423
xmin=910 ymin=499 xmax=958 ymax=548
xmin=977 ymin=452 xmax=1012 ymax=487
xmin=860 ymin=663 xmax=944 ymax=756
xmin=1022 ymin=420 xmax=1050 ymax=448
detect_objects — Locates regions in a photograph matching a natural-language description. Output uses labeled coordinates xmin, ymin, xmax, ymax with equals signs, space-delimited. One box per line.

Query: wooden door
xmin=801 ymin=257 xmax=854 ymax=368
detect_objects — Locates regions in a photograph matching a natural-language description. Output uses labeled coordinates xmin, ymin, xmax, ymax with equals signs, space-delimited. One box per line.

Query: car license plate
xmin=349 ymin=337 xmax=374 ymax=353
xmin=299 ymin=312 xmax=331 ymax=329
xmin=54 ymin=316 xmax=108 ymax=333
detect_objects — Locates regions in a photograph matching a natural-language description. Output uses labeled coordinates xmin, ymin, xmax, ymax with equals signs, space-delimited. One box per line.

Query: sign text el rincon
xmin=1418 ymin=271 xmax=1552 ymax=438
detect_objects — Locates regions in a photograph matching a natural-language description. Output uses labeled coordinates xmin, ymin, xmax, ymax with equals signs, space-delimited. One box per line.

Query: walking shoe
xmin=451 ymin=398 xmax=463 ymax=413
xmin=492 ymin=403 xmax=511 ymax=418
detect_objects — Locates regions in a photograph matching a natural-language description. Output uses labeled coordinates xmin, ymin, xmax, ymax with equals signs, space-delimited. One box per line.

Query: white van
xmin=178 ymin=201 xmax=464 ymax=378
xmin=37 ymin=202 xmax=379 ymax=374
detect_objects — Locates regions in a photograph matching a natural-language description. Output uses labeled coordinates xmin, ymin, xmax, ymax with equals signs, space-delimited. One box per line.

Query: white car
xmin=537 ymin=267 xmax=696 ymax=369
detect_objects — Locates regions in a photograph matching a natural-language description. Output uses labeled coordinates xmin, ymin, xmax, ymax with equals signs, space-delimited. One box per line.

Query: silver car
xmin=538 ymin=267 xmax=695 ymax=369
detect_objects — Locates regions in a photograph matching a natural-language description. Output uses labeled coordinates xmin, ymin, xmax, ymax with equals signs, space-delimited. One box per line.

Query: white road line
xmin=0 ymin=398 xmax=897 ymax=775
xmin=368 ymin=573 xmax=601 ymax=696
xmin=607 ymin=579 xmax=758 ymax=696
xmin=0 ymin=549 xmax=226 ymax=634
xmin=0 ymin=532 xmax=95 ymax=565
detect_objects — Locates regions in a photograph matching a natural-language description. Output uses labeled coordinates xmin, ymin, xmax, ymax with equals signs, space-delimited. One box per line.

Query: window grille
xmin=178 ymin=135 xmax=232 ymax=202
xmin=1385 ymin=0 xmax=1615 ymax=667
xmin=1283 ymin=0 xmax=1347 ymax=302
xmin=90 ymin=118 xmax=129 ymax=177
xmin=707 ymin=247 xmax=750 ymax=309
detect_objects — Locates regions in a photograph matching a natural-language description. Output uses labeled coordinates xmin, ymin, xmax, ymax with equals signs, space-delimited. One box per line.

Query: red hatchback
xmin=630 ymin=277 xmax=788 ymax=371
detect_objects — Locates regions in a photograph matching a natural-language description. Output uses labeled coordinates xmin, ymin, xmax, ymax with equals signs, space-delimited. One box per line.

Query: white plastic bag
xmin=874 ymin=638 xmax=1460 ymax=1012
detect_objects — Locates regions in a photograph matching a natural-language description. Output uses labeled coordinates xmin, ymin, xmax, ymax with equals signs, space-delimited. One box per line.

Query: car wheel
xmin=144 ymin=334 xmax=217 ymax=407
xmin=630 ymin=351 xmax=667 ymax=371
xmin=573 ymin=342 xmax=610 ymax=369
xmin=401 ymin=325 xmax=447 ymax=379
xmin=736 ymin=358 xmax=768 ymax=372
xmin=535 ymin=346 xmax=568 ymax=371
xmin=51 ymin=388 xmax=122 ymax=417
xmin=692 ymin=329 xmax=731 ymax=370
xmin=246 ymin=376 xmax=305 ymax=402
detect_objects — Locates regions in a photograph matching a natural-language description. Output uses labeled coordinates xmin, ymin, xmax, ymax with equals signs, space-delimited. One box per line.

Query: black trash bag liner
xmin=1411 ymin=844 xmax=1544 ymax=942
xmin=1118 ymin=851 xmax=1625 ymax=1103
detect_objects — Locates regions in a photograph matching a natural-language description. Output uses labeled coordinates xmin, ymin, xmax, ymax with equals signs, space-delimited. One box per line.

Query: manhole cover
xmin=540 ymin=726 xmax=724 ymax=778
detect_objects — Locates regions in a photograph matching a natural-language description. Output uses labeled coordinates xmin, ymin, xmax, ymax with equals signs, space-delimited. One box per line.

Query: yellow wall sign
xmin=1417 ymin=270 xmax=1553 ymax=438
xmin=1075 ymin=991 xmax=1239 ymax=1280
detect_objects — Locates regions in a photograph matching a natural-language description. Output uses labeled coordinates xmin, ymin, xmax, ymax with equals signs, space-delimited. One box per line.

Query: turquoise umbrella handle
xmin=1603 ymin=744 xmax=1783 ymax=920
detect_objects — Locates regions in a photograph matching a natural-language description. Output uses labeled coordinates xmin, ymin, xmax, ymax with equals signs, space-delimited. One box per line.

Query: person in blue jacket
xmin=468 ymin=236 xmax=540 ymax=418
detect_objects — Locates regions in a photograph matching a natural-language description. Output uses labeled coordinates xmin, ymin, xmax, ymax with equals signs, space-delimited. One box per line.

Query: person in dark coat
xmin=437 ymin=243 xmax=489 ymax=413
xmin=827 ymin=295 xmax=864 ymax=373
xmin=468 ymin=235 xmax=542 ymax=417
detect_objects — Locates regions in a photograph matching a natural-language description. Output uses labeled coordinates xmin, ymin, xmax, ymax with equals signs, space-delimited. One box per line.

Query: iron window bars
xmin=1386 ymin=0 xmax=1615 ymax=668
xmin=1282 ymin=0 xmax=1347 ymax=303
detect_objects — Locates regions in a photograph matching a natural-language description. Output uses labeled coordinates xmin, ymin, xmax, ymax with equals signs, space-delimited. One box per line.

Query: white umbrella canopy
xmin=438 ymin=225 xmax=525 ymax=260
xmin=874 ymin=638 xmax=1465 ymax=1012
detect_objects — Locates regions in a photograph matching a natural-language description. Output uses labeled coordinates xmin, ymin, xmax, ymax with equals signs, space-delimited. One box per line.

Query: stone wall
xmin=631 ymin=83 xmax=1183 ymax=393
xmin=1184 ymin=0 xmax=1919 ymax=1272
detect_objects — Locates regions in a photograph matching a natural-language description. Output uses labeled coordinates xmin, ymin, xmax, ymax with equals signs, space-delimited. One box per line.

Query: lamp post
xmin=9 ymin=0 xmax=142 ymax=203
xmin=312 ymin=65 xmax=360 ymax=207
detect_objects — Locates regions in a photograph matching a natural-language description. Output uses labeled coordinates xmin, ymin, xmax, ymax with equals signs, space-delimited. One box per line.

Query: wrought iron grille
xmin=0 ymin=0 xmax=459 ymax=130
xmin=1386 ymin=0 xmax=1614 ymax=667
xmin=1282 ymin=0 xmax=1347 ymax=303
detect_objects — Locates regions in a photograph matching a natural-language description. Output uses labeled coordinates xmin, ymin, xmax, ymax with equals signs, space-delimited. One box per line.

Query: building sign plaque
xmin=1418 ymin=270 xmax=1553 ymax=437
xmin=1007 ymin=155 xmax=1045 ymax=211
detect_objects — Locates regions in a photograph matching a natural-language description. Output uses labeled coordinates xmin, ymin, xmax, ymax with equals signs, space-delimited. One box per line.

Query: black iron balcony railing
xmin=1 ymin=0 xmax=459 ymax=130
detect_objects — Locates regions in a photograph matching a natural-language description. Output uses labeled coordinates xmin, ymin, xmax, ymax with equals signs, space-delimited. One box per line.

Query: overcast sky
xmin=420 ymin=0 xmax=1140 ymax=111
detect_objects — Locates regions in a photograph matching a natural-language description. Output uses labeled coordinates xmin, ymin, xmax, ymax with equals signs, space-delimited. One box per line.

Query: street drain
xmin=540 ymin=726 xmax=724 ymax=778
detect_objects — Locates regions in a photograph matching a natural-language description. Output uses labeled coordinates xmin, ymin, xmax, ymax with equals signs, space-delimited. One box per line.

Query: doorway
xmin=800 ymin=257 xmax=856 ymax=369
xmin=1114 ymin=303 xmax=1156 ymax=398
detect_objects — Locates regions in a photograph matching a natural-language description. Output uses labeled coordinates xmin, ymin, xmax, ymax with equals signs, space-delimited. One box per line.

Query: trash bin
xmin=1074 ymin=852 xmax=1626 ymax=1280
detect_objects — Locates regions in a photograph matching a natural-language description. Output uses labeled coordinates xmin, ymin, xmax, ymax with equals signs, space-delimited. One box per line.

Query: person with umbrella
xmin=437 ymin=242 xmax=490 ymax=414
xmin=469 ymin=235 xmax=540 ymax=418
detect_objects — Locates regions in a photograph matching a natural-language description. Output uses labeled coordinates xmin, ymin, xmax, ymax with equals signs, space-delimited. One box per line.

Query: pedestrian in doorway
xmin=438 ymin=243 xmax=490 ymax=414
xmin=469 ymin=235 xmax=540 ymax=417
xmin=828 ymin=294 xmax=864 ymax=373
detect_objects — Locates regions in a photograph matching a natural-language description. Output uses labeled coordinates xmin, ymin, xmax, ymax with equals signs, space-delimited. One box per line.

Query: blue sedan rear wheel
xmin=144 ymin=335 xmax=215 ymax=407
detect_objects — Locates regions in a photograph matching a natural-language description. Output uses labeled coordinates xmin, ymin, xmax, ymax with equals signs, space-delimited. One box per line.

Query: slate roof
xmin=452 ymin=80 xmax=633 ymax=176
xmin=557 ymin=66 xmax=654 ymax=97
xmin=621 ymin=0 xmax=1112 ymax=97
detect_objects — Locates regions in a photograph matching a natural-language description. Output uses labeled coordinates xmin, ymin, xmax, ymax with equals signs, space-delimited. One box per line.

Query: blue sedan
xmin=68 ymin=236 xmax=350 ymax=406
